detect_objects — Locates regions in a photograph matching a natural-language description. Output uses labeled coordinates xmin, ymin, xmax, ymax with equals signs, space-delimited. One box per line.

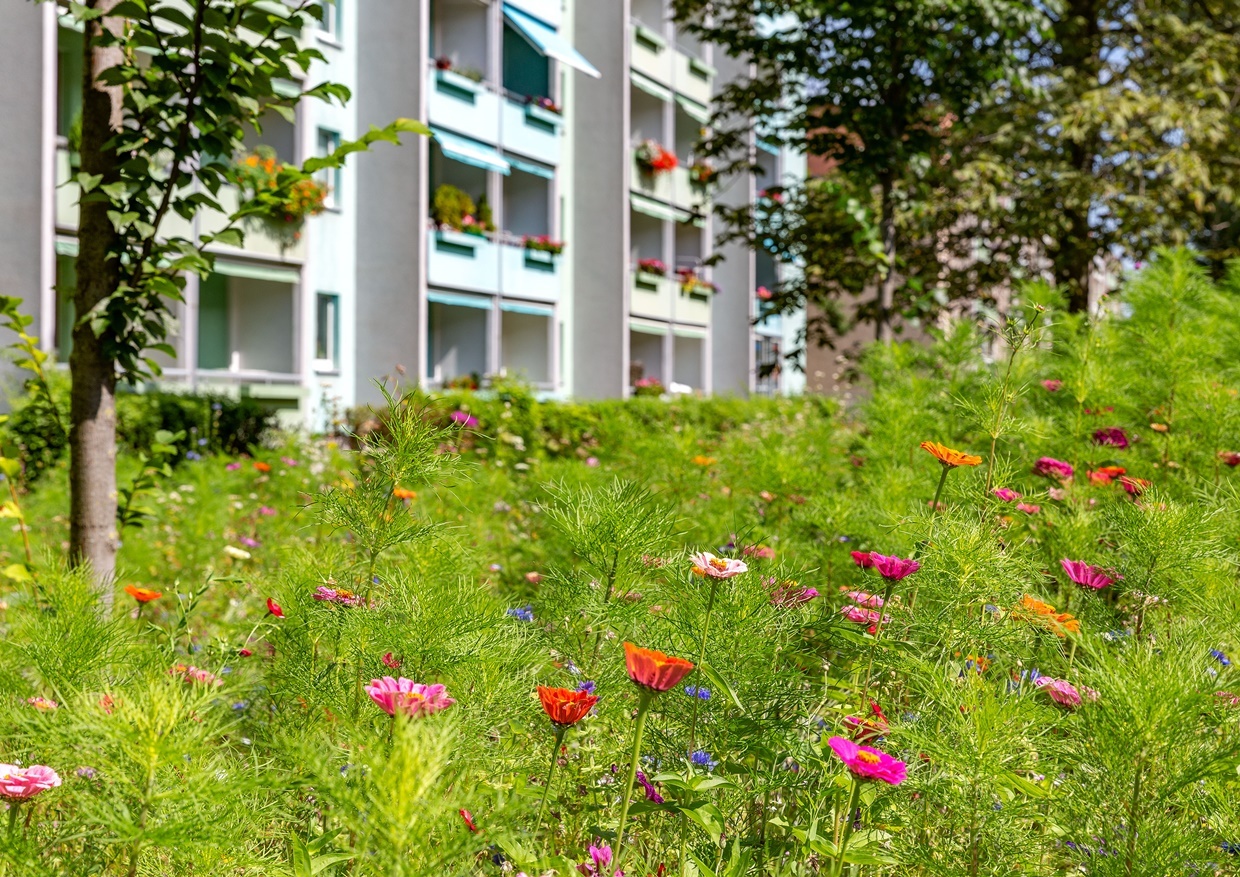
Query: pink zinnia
xmin=1092 ymin=427 xmax=1130 ymax=449
xmin=1033 ymin=457 xmax=1074 ymax=480
xmin=1041 ymin=379 xmax=1063 ymax=392
xmin=843 ymin=702 xmax=889 ymax=745
xmin=769 ymin=583 xmax=818 ymax=607
xmin=841 ymin=605 xmax=890 ymax=626
xmin=170 ymin=664 xmax=223 ymax=687
xmin=27 ymin=697 xmax=58 ymax=712
xmin=0 ymin=764 xmax=61 ymax=800
xmin=1060 ymin=559 xmax=1119 ymax=590
xmin=842 ymin=589 xmax=885 ymax=609
xmin=1033 ymin=677 xmax=1097 ymax=709
xmin=1015 ymin=503 xmax=1041 ymax=515
xmin=827 ymin=736 xmax=906 ymax=785
xmin=449 ymin=410 xmax=479 ymax=428
xmin=690 ymin=552 xmax=749 ymax=579
xmin=850 ymin=551 xmax=875 ymax=568
xmin=992 ymin=487 xmax=1021 ymax=502
xmin=743 ymin=545 xmax=776 ymax=560
xmin=365 ymin=677 xmax=455 ymax=718
xmin=869 ymin=553 xmax=920 ymax=581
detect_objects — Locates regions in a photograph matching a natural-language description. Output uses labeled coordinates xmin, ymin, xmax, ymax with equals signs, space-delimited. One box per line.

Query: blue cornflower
xmin=197 ymin=438 xmax=208 ymax=447
xmin=1211 ymin=649 xmax=1232 ymax=667
xmin=1222 ymin=841 xmax=1239 ymax=854
xmin=185 ymin=451 xmax=202 ymax=461
xmin=689 ymin=750 xmax=718 ymax=771
xmin=506 ymin=605 xmax=534 ymax=622
xmin=684 ymin=685 xmax=711 ymax=700
xmin=232 ymin=700 xmax=250 ymax=711
xmin=212 ymin=402 xmax=223 ymax=412
xmin=577 ymin=680 xmax=596 ymax=694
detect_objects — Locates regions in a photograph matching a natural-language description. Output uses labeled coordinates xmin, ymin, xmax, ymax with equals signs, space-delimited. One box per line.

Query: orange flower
xmin=1088 ymin=465 xmax=1126 ymax=485
xmin=919 ymin=441 xmax=982 ymax=468
xmin=392 ymin=487 xmax=417 ymax=500
xmin=253 ymin=461 xmax=272 ymax=473
xmin=623 ymin=642 xmax=695 ymax=693
xmin=691 ymin=455 xmax=716 ymax=467
xmin=124 ymin=585 xmax=161 ymax=603
xmin=1017 ymin=595 xmax=1079 ymax=637
xmin=537 ymin=686 xmax=600 ymax=728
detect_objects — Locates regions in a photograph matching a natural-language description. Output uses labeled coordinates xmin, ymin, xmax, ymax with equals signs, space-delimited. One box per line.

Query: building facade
xmin=1 ymin=0 xmax=805 ymax=428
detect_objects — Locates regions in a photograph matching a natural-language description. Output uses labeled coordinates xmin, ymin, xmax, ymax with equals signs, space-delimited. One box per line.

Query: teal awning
xmin=428 ymin=291 xmax=493 ymax=310
xmin=630 ymin=70 xmax=672 ymax=102
xmin=432 ymin=128 xmax=511 ymax=175
xmin=629 ymin=319 xmax=669 ymax=336
xmin=501 ymin=301 xmax=554 ymax=317
xmin=503 ymin=4 xmax=600 ymax=79
xmin=674 ymin=325 xmax=707 ymax=339
xmin=756 ymin=139 xmax=779 ymax=156
xmin=675 ymin=94 xmax=710 ymax=125
xmin=630 ymin=193 xmax=678 ymax=222
xmin=213 ymin=260 xmax=300 ymax=284
xmin=508 ymin=156 xmax=555 ymax=179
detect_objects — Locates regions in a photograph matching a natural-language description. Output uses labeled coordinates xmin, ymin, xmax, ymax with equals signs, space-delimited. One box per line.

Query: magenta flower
xmin=577 ymin=843 xmax=618 ymax=877
xmin=1093 ymin=427 xmax=1130 ymax=449
xmin=690 ymin=552 xmax=749 ymax=579
xmin=1042 ymin=379 xmax=1063 ymax=392
xmin=586 ymin=456 xmax=600 ymax=467
xmin=365 ymin=677 xmax=455 ymax=718
xmin=1060 ymin=559 xmax=1120 ymax=590
xmin=842 ymin=590 xmax=885 ymax=609
xmin=314 ymin=586 xmax=365 ymax=607
xmin=0 ymin=764 xmax=61 ymax=800
xmin=27 ymin=697 xmax=58 ymax=712
xmin=1033 ymin=457 xmax=1074 ymax=480
xmin=636 ymin=770 xmax=664 ymax=803
xmin=450 ymin=410 xmax=479 ymax=428
xmin=225 ymin=461 xmax=242 ymax=471
xmin=259 ymin=505 xmax=277 ymax=516
xmin=850 ymin=550 xmax=875 ymax=568
xmin=1015 ymin=503 xmax=1041 ymax=515
xmin=992 ymin=487 xmax=1021 ymax=502
xmin=869 ymin=553 xmax=920 ymax=581
xmin=827 ymin=736 xmax=906 ymax=785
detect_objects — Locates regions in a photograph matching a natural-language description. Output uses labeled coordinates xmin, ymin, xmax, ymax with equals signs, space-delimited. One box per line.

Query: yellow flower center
xmin=709 ymin=558 xmax=728 ymax=570
xmin=692 ymin=566 xmax=707 ymax=577
xmin=855 ymin=750 xmax=881 ymax=765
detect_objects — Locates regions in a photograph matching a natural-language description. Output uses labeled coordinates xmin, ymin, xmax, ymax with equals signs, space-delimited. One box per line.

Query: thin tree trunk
xmin=70 ymin=0 xmax=124 ymax=606
xmin=877 ymin=173 xmax=897 ymax=344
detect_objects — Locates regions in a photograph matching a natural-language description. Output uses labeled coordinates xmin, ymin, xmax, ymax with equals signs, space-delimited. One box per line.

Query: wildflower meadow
xmin=1 ymin=249 xmax=1239 ymax=875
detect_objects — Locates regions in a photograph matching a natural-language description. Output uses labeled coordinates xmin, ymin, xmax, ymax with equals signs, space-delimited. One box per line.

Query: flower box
xmin=635 ymin=271 xmax=664 ymax=289
xmin=525 ymin=103 xmax=562 ymax=132
xmin=434 ymin=227 xmax=485 ymax=254
xmin=634 ymin=24 xmax=666 ymax=52
xmin=524 ymin=248 xmax=556 ymax=269
xmin=436 ymin=68 xmax=482 ymax=103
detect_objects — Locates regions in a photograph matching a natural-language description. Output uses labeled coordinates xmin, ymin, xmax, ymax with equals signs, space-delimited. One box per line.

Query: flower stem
xmin=615 ymin=692 xmax=653 ymax=868
xmin=931 ymin=465 xmax=950 ymax=514
xmin=536 ymin=726 xmax=567 ymax=836
xmin=6 ymin=802 xmax=19 ymax=838
xmin=832 ymin=778 xmax=863 ymax=877
xmin=686 ymin=578 xmax=720 ymax=755
xmin=859 ymin=579 xmax=896 ymax=710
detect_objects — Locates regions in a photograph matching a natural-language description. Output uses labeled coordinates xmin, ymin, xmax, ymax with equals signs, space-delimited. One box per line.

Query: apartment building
xmin=0 ymin=0 xmax=804 ymax=429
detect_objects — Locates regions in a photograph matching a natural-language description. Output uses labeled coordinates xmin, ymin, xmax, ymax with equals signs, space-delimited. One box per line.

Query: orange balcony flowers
xmin=124 ymin=585 xmax=161 ymax=604
xmin=623 ymin=642 xmax=694 ymax=693
xmin=537 ymin=686 xmax=600 ymax=728
xmin=920 ymin=441 xmax=982 ymax=468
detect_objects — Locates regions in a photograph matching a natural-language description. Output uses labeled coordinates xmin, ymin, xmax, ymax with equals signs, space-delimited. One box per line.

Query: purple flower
xmin=689 ymin=750 xmax=718 ymax=771
xmin=1092 ymin=427 xmax=1130 ymax=449
xmin=506 ymin=605 xmax=534 ymax=622
xmin=636 ymin=770 xmax=664 ymax=803
xmin=450 ymin=410 xmax=479 ymax=428
xmin=239 ymin=536 xmax=260 ymax=548
xmin=684 ymin=685 xmax=711 ymax=700
xmin=577 ymin=680 xmax=596 ymax=694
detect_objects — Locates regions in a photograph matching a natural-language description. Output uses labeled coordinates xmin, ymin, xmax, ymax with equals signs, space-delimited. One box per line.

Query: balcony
xmin=427 ymin=67 xmax=501 ymax=144
xmin=500 ymin=98 xmax=561 ymax=166
xmin=500 ymin=244 xmax=562 ymax=303
xmin=630 ymin=270 xmax=674 ymax=321
xmin=676 ymin=283 xmax=712 ymax=326
xmin=673 ymin=49 xmax=714 ymax=106
xmin=671 ymin=167 xmax=711 ymax=213
xmin=54 ymin=146 xmax=304 ymax=262
xmin=631 ymin=23 xmax=673 ymax=85
xmin=427 ymin=227 xmax=501 ymax=295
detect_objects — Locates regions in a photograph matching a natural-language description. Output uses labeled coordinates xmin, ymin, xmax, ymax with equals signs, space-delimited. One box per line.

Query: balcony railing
xmin=427 ymin=225 xmax=564 ymax=302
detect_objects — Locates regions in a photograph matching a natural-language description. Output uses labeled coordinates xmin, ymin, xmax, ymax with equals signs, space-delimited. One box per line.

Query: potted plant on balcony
xmin=431 ymin=185 xmax=492 ymax=242
xmin=632 ymin=376 xmax=665 ymax=397
xmin=635 ymin=258 xmax=667 ymax=286
xmin=522 ymin=235 xmax=564 ymax=269
xmin=525 ymin=95 xmax=562 ymax=130
xmin=635 ymin=139 xmax=678 ymax=176
xmin=232 ymin=146 xmax=328 ymax=249
xmin=676 ymin=267 xmax=718 ymax=298
xmin=688 ymin=158 xmax=716 ymax=187
xmin=434 ymin=57 xmax=485 ymax=97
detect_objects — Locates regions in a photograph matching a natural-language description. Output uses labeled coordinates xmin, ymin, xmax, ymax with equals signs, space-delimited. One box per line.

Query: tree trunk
xmin=70 ymin=0 xmax=124 ymax=605
xmin=876 ymin=173 xmax=897 ymax=344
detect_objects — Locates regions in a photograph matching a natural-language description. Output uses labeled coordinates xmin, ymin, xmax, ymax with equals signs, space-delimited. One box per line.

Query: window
xmin=316 ymin=128 xmax=341 ymax=209
xmin=315 ymin=293 xmax=340 ymax=371
xmin=57 ymin=25 xmax=84 ymax=141
xmin=317 ymin=0 xmax=341 ymax=40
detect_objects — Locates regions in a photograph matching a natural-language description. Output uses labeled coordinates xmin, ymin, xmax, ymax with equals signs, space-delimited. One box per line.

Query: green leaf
xmin=76 ymin=172 xmax=103 ymax=193
xmin=697 ymin=660 xmax=744 ymax=711
xmin=679 ymin=802 xmax=725 ymax=844
xmin=2 ymin=564 xmax=33 ymax=583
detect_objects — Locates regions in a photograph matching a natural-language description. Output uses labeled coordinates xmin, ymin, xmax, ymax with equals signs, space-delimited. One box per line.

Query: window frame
xmin=317 ymin=0 xmax=342 ymax=43
xmin=316 ymin=128 xmax=342 ymax=211
xmin=314 ymin=292 xmax=341 ymax=373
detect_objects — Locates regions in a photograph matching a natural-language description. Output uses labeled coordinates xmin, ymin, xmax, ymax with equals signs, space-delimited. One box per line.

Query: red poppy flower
xmin=623 ymin=642 xmax=695 ymax=693
xmin=459 ymin=809 xmax=478 ymax=833
xmin=266 ymin=598 xmax=284 ymax=618
xmin=537 ymin=686 xmax=599 ymax=727
xmin=124 ymin=585 xmax=162 ymax=603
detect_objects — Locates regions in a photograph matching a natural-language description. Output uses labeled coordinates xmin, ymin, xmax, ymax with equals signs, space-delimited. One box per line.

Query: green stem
xmin=615 ymin=692 xmax=653 ymax=868
xmin=6 ymin=802 xmax=19 ymax=837
xmin=859 ymin=579 xmax=896 ymax=711
xmin=832 ymin=778 xmax=864 ymax=877
xmin=930 ymin=465 xmax=950 ymax=514
xmin=686 ymin=578 xmax=720 ymax=755
xmin=535 ymin=726 xmax=567 ymax=836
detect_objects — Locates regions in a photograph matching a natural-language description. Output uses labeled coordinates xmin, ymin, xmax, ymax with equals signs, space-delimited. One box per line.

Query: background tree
xmin=674 ymin=0 xmax=1047 ymax=349
xmin=61 ymin=0 xmax=425 ymax=600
